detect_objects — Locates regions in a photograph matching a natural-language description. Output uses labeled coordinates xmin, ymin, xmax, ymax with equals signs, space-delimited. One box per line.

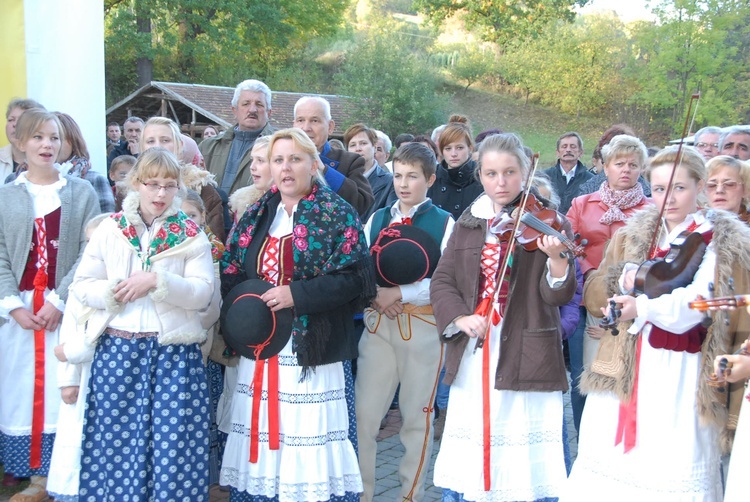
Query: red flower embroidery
xmin=169 ymin=222 xmax=181 ymax=234
xmin=224 ymin=263 xmax=239 ymax=275
xmin=293 ymin=224 xmax=308 ymax=238
xmin=238 ymin=232 xmax=251 ymax=249
xmin=294 ymin=238 xmax=308 ymax=251
xmin=156 ymin=228 xmax=167 ymax=241
xmin=185 ymin=221 xmax=199 ymax=237
xmin=342 ymin=242 xmax=352 ymax=254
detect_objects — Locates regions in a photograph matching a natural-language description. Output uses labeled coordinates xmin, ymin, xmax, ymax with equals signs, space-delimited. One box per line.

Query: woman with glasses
xmin=705 ymin=155 xmax=749 ymax=224
xmin=74 ymin=147 xmax=216 ymax=500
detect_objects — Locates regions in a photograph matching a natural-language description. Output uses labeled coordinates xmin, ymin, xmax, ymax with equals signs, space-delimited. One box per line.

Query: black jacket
xmin=427 ymin=159 xmax=483 ymax=220
xmin=540 ymin=161 xmax=592 ymax=214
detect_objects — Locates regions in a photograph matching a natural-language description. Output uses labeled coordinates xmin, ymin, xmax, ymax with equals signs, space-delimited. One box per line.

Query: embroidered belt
xmin=104 ymin=327 xmax=159 ymax=339
xmin=400 ymin=304 xmax=433 ymax=315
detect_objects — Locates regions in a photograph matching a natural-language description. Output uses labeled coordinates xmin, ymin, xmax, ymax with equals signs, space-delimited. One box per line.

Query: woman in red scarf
xmin=565 ymin=134 xmax=652 ymax=433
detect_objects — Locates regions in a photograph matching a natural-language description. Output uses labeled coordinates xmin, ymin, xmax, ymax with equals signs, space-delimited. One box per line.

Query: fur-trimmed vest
xmin=582 ymin=206 xmax=750 ymax=452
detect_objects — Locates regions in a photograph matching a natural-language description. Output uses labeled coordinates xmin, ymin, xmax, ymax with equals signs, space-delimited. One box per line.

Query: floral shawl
xmin=222 ymin=182 xmax=376 ymax=366
xmin=112 ymin=208 xmax=201 ymax=270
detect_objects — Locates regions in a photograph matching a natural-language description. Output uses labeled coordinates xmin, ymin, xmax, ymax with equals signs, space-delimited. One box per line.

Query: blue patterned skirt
xmin=78 ymin=333 xmax=210 ymax=501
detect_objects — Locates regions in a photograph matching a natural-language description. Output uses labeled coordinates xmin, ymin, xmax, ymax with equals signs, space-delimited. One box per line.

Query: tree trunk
xmin=136 ymin=7 xmax=152 ymax=86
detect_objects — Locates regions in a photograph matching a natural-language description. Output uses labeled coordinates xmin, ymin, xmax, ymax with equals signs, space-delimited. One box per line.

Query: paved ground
xmin=1 ymin=392 xmax=577 ymax=502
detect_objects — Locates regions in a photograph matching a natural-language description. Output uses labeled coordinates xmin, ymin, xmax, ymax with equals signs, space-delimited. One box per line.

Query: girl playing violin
xmin=430 ymin=133 xmax=577 ymax=501
xmin=563 ymin=146 xmax=750 ymax=501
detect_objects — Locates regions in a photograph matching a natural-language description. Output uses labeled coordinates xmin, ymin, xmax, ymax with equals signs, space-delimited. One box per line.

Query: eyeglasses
xmin=706 ymin=180 xmax=743 ymax=191
xmin=695 ymin=142 xmax=719 ymax=149
xmin=142 ymin=182 xmax=179 ymax=193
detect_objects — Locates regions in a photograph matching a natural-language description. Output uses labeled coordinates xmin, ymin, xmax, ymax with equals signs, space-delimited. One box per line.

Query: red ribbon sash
xmin=30 ymin=268 xmax=47 ymax=469
xmin=248 ymin=354 xmax=280 ymax=463
xmin=615 ymin=335 xmax=642 ymax=453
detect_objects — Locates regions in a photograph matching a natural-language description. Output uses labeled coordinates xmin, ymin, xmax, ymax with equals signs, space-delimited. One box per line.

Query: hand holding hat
xmin=261 ymin=285 xmax=294 ymax=312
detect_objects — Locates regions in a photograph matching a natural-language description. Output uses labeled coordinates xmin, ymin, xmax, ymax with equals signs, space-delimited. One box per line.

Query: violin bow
xmin=646 ymin=92 xmax=701 ymax=258
xmin=474 ymin=153 xmax=541 ymax=351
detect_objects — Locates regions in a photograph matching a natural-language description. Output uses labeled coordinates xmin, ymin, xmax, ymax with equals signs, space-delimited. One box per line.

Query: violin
xmin=633 ymin=231 xmax=708 ymax=298
xmin=493 ymin=193 xmax=587 ymax=259
xmin=689 ymin=294 xmax=750 ymax=312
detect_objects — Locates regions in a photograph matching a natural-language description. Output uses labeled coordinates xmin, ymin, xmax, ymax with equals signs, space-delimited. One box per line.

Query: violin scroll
xmin=599 ymin=299 xmax=621 ymax=336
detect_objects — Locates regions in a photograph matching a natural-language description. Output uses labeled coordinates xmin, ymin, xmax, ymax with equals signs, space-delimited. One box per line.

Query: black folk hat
xmin=370 ymin=224 xmax=441 ymax=287
xmin=221 ymin=279 xmax=293 ymax=360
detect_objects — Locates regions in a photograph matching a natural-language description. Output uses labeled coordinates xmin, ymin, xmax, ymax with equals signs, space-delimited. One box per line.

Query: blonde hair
xmin=601 ymin=134 xmax=648 ymax=167
xmin=14 ymin=109 xmax=64 ymax=146
xmin=267 ymin=128 xmax=327 ymax=186
xmin=706 ymin=155 xmax=750 ymax=205
xmin=128 ymin=147 xmax=182 ymax=188
xmin=140 ymin=116 xmax=184 ymax=156
xmin=646 ymin=145 xmax=706 ymax=184
xmin=252 ymin=135 xmax=271 ymax=153
xmin=477 ymin=133 xmax=531 ymax=181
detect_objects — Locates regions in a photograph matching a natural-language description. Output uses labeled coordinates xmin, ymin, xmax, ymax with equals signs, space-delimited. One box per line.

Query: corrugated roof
xmin=106 ymin=81 xmax=359 ymax=136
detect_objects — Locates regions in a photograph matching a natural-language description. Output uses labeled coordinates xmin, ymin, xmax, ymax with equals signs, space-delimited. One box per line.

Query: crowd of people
xmin=0 ymin=77 xmax=749 ymax=502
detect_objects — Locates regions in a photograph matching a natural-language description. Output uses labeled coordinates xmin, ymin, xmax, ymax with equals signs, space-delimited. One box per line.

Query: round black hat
xmin=221 ymin=279 xmax=293 ymax=360
xmin=370 ymin=224 xmax=441 ymax=287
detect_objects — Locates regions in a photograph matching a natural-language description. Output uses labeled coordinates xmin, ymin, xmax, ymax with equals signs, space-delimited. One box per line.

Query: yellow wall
xmin=0 ymin=0 xmax=27 ymax=147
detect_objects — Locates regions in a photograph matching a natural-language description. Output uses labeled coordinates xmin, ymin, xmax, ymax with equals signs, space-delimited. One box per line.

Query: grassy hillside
xmin=445 ymin=84 xmax=612 ymax=168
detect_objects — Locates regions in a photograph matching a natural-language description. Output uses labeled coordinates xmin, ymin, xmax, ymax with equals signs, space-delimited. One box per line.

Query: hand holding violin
xmin=601 ymin=295 xmax=637 ymax=323
xmin=537 ymin=234 xmax=569 ymax=278
xmin=712 ymin=339 xmax=750 ymax=384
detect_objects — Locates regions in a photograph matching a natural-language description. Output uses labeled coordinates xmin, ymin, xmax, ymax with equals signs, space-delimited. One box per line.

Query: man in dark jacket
xmin=199 ymin=79 xmax=275 ymax=195
xmin=106 ymin=117 xmax=144 ymax=172
xmin=293 ymin=96 xmax=374 ymax=218
xmin=541 ymin=132 xmax=592 ymax=214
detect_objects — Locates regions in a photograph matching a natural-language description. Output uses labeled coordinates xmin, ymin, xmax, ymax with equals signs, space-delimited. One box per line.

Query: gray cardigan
xmin=0 ymin=176 xmax=100 ymax=321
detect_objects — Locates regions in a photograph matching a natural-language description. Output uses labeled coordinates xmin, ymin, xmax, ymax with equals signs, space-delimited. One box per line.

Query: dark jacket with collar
xmin=319 ymin=145 xmax=374 ymax=219
xmin=199 ymin=123 xmax=275 ymax=195
xmin=363 ymin=163 xmax=397 ymax=222
xmin=430 ymin=198 xmax=576 ymax=392
xmin=427 ymin=159 xmax=483 ymax=220
xmin=541 ymin=161 xmax=592 ymax=214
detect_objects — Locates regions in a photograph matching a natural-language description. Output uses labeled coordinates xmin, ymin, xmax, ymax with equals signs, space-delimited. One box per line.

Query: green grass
xmin=445 ymin=83 xmax=610 ymax=168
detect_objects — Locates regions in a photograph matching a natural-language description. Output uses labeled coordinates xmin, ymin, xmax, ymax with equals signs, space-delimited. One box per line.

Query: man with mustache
xmin=541 ymin=131 xmax=591 ymax=214
xmin=200 ymin=79 xmax=275 ymax=195
xmin=719 ymin=125 xmax=750 ymax=161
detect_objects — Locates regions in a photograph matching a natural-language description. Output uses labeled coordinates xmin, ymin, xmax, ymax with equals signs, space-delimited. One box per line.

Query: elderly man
xmin=1 ymin=98 xmax=46 ymax=180
xmin=293 ymin=96 xmax=374 ymax=217
xmin=541 ymin=131 xmax=592 ymax=214
xmin=200 ymin=79 xmax=275 ymax=194
xmin=693 ymin=126 xmax=722 ymax=160
xmin=719 ymin=125 xmax=750 ymax=160
xmin=106 ymin=116 xmax=144 ymax=171
xmin=374 ymin=130 xmax=391 ymax=169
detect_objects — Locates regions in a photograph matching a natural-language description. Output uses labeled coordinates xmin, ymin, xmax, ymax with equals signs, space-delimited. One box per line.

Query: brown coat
xmin=430 ymin=201 xmax=577 ymax=392
xmin=582 ymin=206 xmax=750 ymax=452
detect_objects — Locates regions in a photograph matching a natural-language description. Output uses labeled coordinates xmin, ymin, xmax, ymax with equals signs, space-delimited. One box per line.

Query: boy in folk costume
xmin=356 ymin=143 xmax=455 ymax=501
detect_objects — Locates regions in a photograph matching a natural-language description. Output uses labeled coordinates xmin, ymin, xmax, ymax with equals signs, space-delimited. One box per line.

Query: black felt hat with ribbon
xmin=221 ymin=279 xmax=293 ymax=360
xmin=370 ymin=224 xmax=441 ymax=287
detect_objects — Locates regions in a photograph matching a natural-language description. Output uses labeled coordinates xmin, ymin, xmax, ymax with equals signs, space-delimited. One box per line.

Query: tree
xmin=441 ymin=45 xmax=496 ymax=94
xmin=414 ymin=0 xmax=590 ymax=45
xmin=333 ymin=32 xmax=446 ymax=138
xmin=104 ymin=0 xmax=350 ymax=103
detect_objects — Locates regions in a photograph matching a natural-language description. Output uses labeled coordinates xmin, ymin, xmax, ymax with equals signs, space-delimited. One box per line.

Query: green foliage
xmin=626 ymin=0 xmax=750 ymax=133
xmin=333 ymin=32 xmax=446 ymax=137
xmin=104 ymin=0 xmax=350 ymax=105
xmin=438 ymin=44 xmax=497 ymax=93
xmin=414 ymin=0 xmax=590 ymax=45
